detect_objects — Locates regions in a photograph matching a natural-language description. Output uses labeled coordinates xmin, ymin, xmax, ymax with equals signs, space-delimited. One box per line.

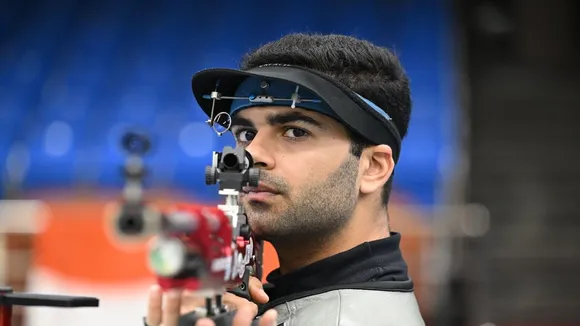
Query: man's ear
xmin=359 ymin=145 xmax=394 ymax=195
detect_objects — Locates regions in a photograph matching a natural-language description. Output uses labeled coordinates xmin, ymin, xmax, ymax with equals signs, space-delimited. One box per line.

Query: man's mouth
xmin=242 ymin=183 xmax=278 ymax=194
xmin=241 ymin=183 xmax=279 ymax=201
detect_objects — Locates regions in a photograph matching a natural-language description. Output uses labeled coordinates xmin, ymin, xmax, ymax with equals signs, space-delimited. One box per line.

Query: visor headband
xmin=229 ymin=76 xmax=393 ymax=124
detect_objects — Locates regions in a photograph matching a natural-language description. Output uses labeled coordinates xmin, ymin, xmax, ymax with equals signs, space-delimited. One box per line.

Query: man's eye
xmin=283 ymin=128 xmax=309 ymax=139
xmin=236 ymin=130 xmax=256 ymax=142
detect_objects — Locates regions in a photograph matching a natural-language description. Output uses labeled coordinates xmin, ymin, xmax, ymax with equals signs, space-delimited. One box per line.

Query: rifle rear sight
xmin=204 ymin=147 xmax=260 ymax=191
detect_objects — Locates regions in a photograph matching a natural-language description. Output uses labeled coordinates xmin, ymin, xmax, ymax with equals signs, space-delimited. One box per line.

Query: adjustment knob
xmin=205 ymin=166 xmax=217 ymax=185
xmin=247 ymin=168 xmax=260 ymax=187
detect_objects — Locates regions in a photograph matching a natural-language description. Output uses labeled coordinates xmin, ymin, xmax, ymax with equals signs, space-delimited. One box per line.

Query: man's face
xmin=230 ymin=106 xmax=361 ymax=244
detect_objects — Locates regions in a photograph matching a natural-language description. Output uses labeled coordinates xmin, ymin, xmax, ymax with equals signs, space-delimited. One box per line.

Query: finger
xmin=233 ymin=305 xmax=257 ymax=326
xmin=195 ymin=318 xmax=215 ymax=326
xmin=146 ymin=285 xmax=163 ymax=326
xmin=221 ymin=293 xmax=258 ymax=314
xmin=162 ymin=290 xmax=182 ymax=326
xmin=180 ymin=291 xmax=206 ymax=314
xmin=220 ymin=293 xmax=242 ymax=311
xmin=259 ymin=309 xmax=278 ymax=326
xmin=248 ymin=277 xmax=269 ymax=304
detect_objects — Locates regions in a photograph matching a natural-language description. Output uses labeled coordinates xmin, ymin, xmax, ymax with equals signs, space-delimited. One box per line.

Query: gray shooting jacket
xmin=257 ymin=233 xmax=425 ymax=326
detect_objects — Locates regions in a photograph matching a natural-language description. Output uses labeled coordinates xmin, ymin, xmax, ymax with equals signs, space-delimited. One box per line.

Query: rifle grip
xmin=178 ymin=310 xmax=260 ymax=326
xmin=227 ymin=266 xmax=252 ymax=300
xmin=175 ymin=267 xmax=258 ymax=326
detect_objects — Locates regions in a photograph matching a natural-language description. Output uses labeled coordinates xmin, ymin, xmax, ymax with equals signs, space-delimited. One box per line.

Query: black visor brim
xmin=191 ymin=64 xmax=401 ymax=163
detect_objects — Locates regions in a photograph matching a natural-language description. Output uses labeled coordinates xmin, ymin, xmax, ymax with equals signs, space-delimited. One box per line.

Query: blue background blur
xmin=4 ymin=2 xmax=580 ymax=325
xmin=0 ymin=0 xmax=457 ymax=207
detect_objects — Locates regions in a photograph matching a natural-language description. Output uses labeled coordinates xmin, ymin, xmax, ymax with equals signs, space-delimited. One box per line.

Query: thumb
xmin=249 ymin=277 xmax=269 ymax=304
xmin=233 ymin=305 xmax=258 ymax=326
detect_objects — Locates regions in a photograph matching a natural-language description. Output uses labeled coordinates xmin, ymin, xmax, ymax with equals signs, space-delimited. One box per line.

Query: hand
xmin=195 ymin=305 xmax=277 ymax=326
xmin=216 ymin=276 xmax=270 ymax=312
xmin=195 ymin=277 xmax=276 ymax=326
xmin=145 ymin=277 xmax=275 ymax=326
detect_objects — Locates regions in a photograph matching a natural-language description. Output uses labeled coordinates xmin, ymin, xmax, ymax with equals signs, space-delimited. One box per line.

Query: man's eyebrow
xmin=231 ymin=116 xmax=255 ymax=128
xmin=266 ymin=111 xmax=325 ymax=129
xmin=230 ymin=111 xmax=326 ymax=130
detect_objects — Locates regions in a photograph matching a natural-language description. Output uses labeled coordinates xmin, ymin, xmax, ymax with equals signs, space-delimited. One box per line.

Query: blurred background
xmin=0 ymin=0 xmax=579 ymax=325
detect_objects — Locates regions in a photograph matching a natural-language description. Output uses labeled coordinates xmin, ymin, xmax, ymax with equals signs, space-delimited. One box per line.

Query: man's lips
xmin=242 ymin=183 xmax=279 ymax=195
xmin=241 ymin=183 xmax=279 ymax=201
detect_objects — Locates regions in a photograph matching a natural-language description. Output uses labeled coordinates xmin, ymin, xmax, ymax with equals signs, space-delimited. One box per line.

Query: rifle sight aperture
xmin=222 ymin=153 xmax=240 ymax=169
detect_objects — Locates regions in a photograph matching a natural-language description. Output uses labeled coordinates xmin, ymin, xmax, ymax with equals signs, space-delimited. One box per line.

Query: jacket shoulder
xmin=273 ymin=289 xmax=425 ymax=326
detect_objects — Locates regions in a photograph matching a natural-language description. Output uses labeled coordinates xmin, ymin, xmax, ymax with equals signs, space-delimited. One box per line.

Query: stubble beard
xmin=244 ymin=155 xmax=360 ymax=247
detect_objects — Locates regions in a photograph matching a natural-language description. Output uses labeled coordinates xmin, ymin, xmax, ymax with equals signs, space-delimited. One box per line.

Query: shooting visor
xmin=190 ymin=64 xmax=402 ymax=163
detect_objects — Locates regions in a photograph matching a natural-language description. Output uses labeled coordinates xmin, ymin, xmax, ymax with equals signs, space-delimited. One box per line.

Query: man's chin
xmin=242 ymin=197 xmax=279 ymax=213
xmin=245 ymin=224 xmax=270 ymax=242
xmin=246 ymin=214 xmax=279 ymax=238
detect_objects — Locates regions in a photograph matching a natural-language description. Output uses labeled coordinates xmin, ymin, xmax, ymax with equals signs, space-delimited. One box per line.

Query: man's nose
xmin=245 ymin=133 xmax=275 ymax=170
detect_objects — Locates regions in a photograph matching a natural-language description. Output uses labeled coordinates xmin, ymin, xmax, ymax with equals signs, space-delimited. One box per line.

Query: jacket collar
xmin=263 ymin=232 xmax=410 ymax=301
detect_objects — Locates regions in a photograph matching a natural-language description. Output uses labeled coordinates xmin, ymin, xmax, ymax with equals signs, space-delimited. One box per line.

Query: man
xmin=145 ymin=33 xmax=424 ymax=326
